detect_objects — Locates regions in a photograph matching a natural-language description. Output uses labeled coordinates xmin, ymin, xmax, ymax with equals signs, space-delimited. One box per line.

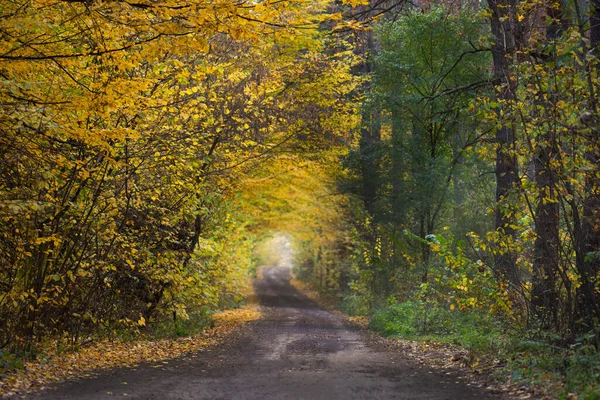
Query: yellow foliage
xmin=0 ymin=0 xmax=360 ymax=352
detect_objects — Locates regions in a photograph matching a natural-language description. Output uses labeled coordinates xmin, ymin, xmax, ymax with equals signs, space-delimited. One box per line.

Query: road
xmin=27 ymin=266 xmax=504 ymax=399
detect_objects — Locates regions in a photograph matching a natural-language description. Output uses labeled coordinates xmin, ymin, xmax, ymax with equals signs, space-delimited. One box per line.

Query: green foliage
xmin=322 ymin=5 xmax=600 ymax=397
xmin=369 ymin=302 xmax=600 ymax=396
xmin=372 ymin=6 xmax=492 ymax=219
xmin=339 ymin=293 xmax=371 ymax=316
xmin=369 ymin=301 xmax=502 ymax=351
xmin=0 ymin=350 xmax=25 ymax=376
xmin=150 ymin=309 xmax=215 ymax=339
xmin=339 ymin=6 xmax=495 ymax=313
xmin=369 ymin=302 xmax=419 ymax=337
xmin=497 ymin=334 xmax=600 ymax=398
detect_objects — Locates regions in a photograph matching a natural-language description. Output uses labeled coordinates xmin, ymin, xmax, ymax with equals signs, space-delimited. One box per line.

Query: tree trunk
xmin=360 ymin=111 xmax=381 ymax=215
xmin=530 ymin=0 xmax=565 ymax=330
xmin=489 ymin=0 xmax=521 ymax=286
xmin=390 ymin=116 xmax=406 ymax=225
xmin=531 ymin=145 xmax=559 ymax=328
xmin=357 ymin=29 xmax=381 ymax=215
xmin=573 ymin=0 xmax=600 ymax=337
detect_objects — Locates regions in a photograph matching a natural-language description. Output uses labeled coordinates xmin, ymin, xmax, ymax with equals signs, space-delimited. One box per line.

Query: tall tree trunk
xmin=360 ymin=110 xmax=381 ymax=215
xmin=573 ymin=0 xmax=600 ymax=336
xmin=390 ymin=116 xmax=406 ymax=225
xmin=488 ymin=0 xmax=522 ymax=286
xmin=357 ymin=29 xmax=381 ymax=215
xmin=530 ymin=0 xmax=564 ymax=330
xmin=531 ymin=145 xmax=559 ymax=328
xmin=577 ymin=151 xmax=600 ymax=332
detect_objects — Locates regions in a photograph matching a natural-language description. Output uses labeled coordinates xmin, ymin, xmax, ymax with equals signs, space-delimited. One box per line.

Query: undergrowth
xmin=367 ymin=301 xmax=600 ymax=399
xmin=149 ymin=309 xmax=215 ymax=339
xmin=369 ymin=301 xmax=503 ymax=351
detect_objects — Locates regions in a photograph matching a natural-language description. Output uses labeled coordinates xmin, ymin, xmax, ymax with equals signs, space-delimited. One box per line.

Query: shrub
xmin=369 ymin=301 xmax=502 ymax=351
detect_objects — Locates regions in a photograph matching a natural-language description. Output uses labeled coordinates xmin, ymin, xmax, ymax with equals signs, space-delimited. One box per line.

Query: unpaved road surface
xmin=27 ymin=266 xmax=504 ymax=399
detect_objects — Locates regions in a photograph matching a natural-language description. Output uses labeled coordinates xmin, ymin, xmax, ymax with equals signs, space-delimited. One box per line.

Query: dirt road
xmin=27 ymin=266 xmax=504 ymax=399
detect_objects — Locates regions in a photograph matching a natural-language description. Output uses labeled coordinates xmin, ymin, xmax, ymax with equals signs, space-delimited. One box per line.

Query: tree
xmin=341 ymin=6 xmax=492 ymax=302
xmin=487 ymin=0 xmax=523 ymax=287
xmin=0 ymin=0 xmax=362 ymax=351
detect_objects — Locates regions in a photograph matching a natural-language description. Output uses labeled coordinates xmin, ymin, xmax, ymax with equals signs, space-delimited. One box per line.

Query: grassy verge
xmin=369 ymin=301 xmax=600 ymax=399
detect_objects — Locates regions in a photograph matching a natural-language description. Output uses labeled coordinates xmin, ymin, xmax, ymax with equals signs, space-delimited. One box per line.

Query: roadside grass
xmin=369 ymin=301 xmax=503 ymax=351
xmin=149 ymin=309 xmax=215 ymax=339
xmin=368 ymin=301 xmax=600 ymax=399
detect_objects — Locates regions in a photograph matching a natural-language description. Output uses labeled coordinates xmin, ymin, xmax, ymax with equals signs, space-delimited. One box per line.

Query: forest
xmin=1 ymin=0 xmax=600 ymax=397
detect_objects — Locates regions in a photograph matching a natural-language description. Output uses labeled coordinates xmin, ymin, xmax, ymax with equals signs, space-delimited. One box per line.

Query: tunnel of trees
xmin=2 ymin=0 xmax=600 ymax=395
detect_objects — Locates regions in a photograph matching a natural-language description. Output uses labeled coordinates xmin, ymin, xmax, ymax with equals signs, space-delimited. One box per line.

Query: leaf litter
xmin=0 ymin=305 xmax=260 ymax=398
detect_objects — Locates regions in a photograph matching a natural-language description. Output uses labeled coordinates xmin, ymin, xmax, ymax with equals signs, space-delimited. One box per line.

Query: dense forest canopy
xmin=2 ymin=0 xmax=600 ymax=395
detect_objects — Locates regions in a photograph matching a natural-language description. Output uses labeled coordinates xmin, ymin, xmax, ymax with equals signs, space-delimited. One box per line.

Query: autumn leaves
xmin=0 ymin=0 xmax=361 ymax=352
